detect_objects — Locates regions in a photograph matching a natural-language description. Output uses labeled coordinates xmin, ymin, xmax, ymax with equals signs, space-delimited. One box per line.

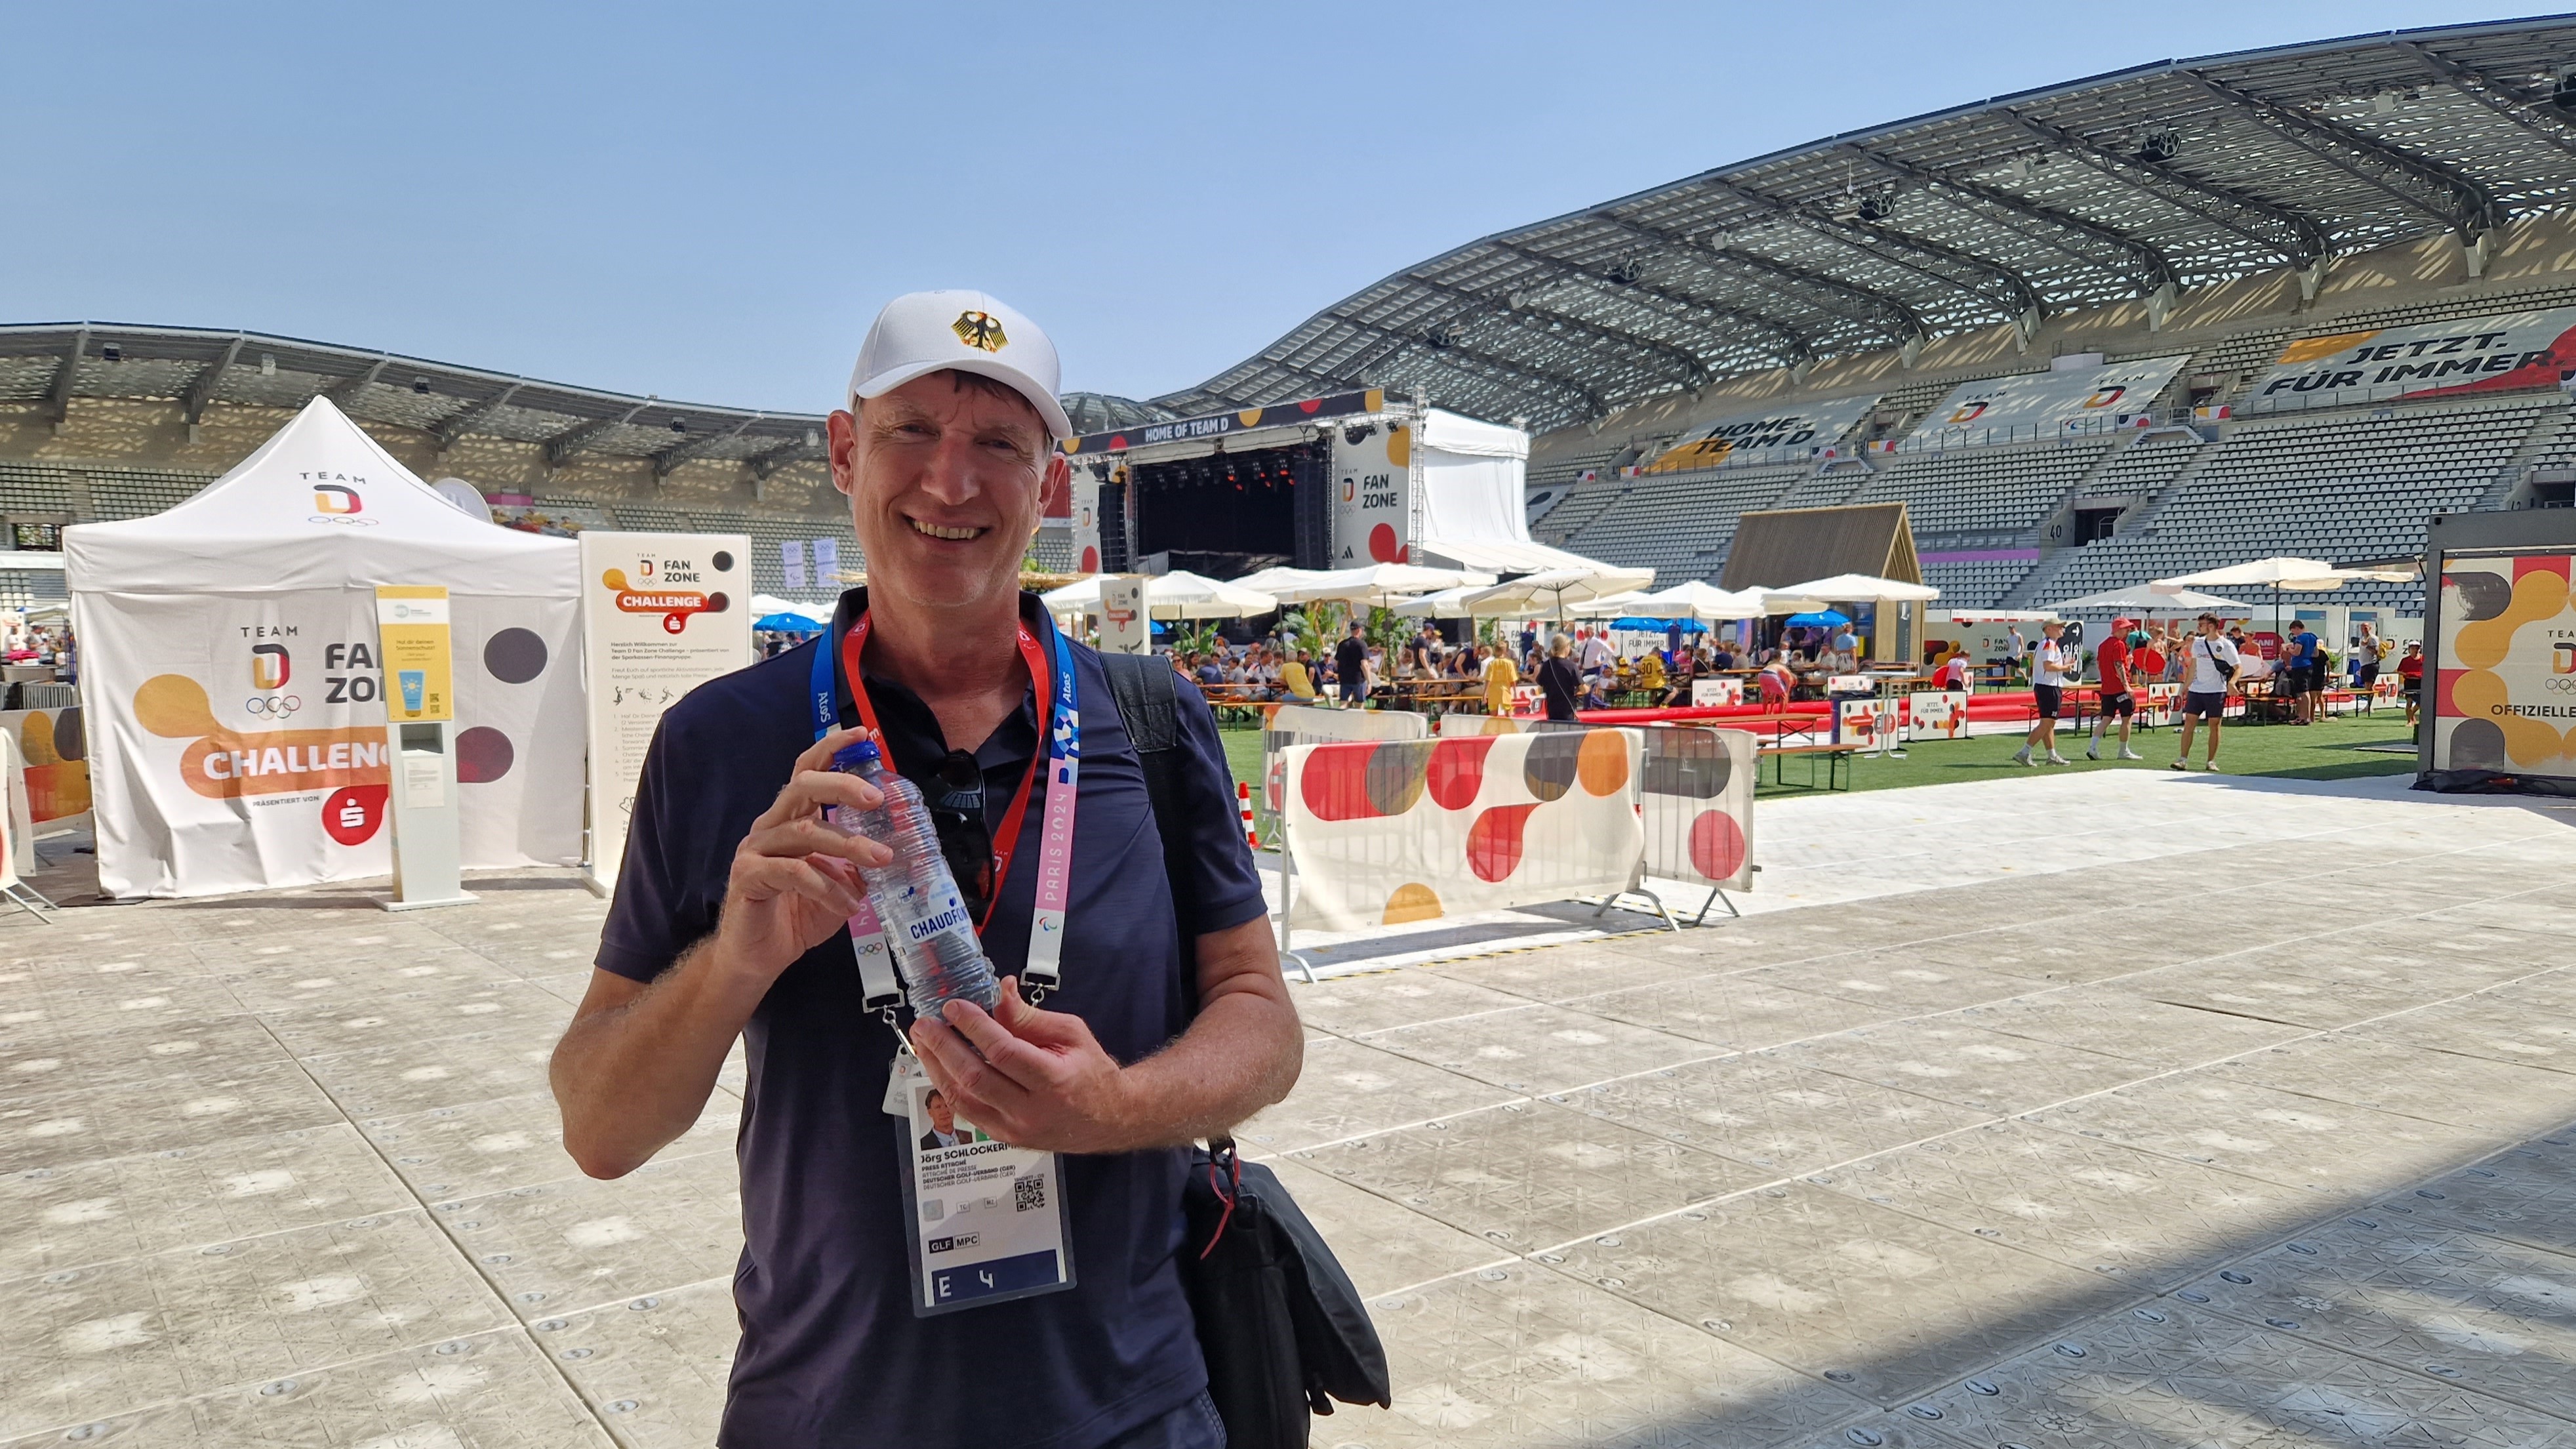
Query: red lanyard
xmin=839 ymin=613 xmax=1050 ymax=935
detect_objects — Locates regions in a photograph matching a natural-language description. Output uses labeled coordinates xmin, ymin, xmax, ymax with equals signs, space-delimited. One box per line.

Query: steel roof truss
xmin=1695 ymin=178 xmax=2045 ymax=322
xmin=181 ymin=334 xmax=247 ymax=426
xmin=2395 ymin=41 xmax=2576 ymax=168
xmin=2184 ymin=71 xmax=2503 ymax=237
xmin=653 ymin=413 xmax=763 ymax=480
xmin=1394 ymin=268 xmax=1715 ymax=388
xmin=45 ymin=329 xmax=87 ymax=426
xmin=1486 ymin=238 xmax=1815 ymax=363
xmin=432 ymin=381 xmax=526 ymax=449
xmin=1585 ymin=214 xmax=1927 ymax=343
xmin=1843 ymin=144 xmax=2178 ymax=298
xmin=543 ymin=399 xmax=655 ymax=469
xmin=2000 ymin=108 xmax=2331 ymax=267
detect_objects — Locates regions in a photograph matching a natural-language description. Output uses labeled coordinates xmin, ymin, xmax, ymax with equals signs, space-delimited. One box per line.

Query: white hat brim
xmin=851 ymin=356 xmax=1074 ymax=444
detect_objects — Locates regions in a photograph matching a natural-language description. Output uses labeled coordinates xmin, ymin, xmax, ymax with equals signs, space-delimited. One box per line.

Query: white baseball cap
xmin=847 ymin=289 xmax=1073 ymax=441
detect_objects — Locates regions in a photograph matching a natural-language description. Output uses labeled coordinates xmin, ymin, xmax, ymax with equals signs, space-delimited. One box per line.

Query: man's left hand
xmin=908 ymin=977 xmax=1138 ymax=1154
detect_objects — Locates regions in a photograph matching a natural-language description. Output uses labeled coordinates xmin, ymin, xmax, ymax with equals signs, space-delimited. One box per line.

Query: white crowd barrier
xmin=1255 ymin=704 xmax=1428 ymax=843
xmin=1435 ymin=716 xmax=1756 ymax=921
xmin=1278 ymin=729 xmax=1645 ymax=939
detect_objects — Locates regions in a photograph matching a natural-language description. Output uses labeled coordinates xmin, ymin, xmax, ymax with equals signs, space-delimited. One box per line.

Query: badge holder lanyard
xmin=806 ymin=613 xmax=1080 ymax=1026
xmin=809 ymin=608 xmax=1083 ymax=1315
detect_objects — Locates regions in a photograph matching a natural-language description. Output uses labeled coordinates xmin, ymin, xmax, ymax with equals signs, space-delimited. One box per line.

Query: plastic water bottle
xmin=826 ymin=740 xmax=1002 ymax=1019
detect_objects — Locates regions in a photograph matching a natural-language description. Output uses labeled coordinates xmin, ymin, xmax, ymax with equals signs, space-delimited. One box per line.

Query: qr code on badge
xmin=1014 ymin=1175 xmax=1046 ymax=1213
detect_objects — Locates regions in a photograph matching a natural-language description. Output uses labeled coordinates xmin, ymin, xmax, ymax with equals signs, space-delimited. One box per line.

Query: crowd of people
xmin=1131 ymin=608 xmax=2427 ymax=757
xmin=1990 ymin=613 xmax=2421 ymax=771
xmin=6 ymin=619 xmax=74 ymax=682
xmin=1152 ymin=618 xmax=1762 ymax=718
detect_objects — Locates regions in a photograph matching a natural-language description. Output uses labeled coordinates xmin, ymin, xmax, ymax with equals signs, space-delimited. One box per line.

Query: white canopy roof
xmin=1773 ymin=573 xmax=1941 ymax=603
xmin=66 ymin=397 xmax=575 ymax=596
xmin=1572 ymin=580 xmax=1773 ymax=621
xmin=1041 ymin=570 xmax=1278 ymax=620
xmin=1417 ymin=409 xmax=1529 ymax=459
xmin=1411 ymin=536 xmax=1627 ymax=579
xmin=1228 ymin=565 xmax=1333 ymax=595
xmin=1942 ymin=607 xmax=2063 ymax=622
xmin=2047 ymin=586 xmax=2253 ymax=612
xmin=1265 ymin=562 xmax=1493 ymax=606
xmin=1458 ymin=567 xmax=1655 ymax=617
xmin=2153 ymin=556 xmax=2343 ymax=590
xmin=751 ymin=594 xmax=834 ymax=622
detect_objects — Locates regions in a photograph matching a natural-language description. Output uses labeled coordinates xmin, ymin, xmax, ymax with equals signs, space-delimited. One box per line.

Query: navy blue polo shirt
xmin=596 ymin=590 xmax=1267 ymax=1449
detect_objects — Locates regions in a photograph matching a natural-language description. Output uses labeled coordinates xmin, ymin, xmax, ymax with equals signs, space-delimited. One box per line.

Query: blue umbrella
xmin=754 ymin=613 xmax=824 ymax=634
xmin=1611 ymin=617 xmax=1705 ymax=633
xmin=1784 ymin=610 xmax=1851 ymax=627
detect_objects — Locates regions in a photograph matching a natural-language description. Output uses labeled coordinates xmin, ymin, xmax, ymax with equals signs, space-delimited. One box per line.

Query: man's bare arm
xmin=909 ymin=914 xmax=1303 ymax=1154
xmin=1114 ymin=914 xmax=1305 ymax=1143
xmin=551 ymin=726 xmax=888 ymax=1179
xmin=550 ymin=954 xmax=767 ymax=1179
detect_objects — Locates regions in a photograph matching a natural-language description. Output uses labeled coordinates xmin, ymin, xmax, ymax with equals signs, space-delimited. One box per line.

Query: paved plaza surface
xmin=3 ymin=770 xmax=2575 ymax=1446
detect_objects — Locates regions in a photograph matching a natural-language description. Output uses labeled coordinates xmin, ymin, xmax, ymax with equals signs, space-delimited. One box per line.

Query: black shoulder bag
xmin=1097 ymin=650 xmax=1395 ymax=1448
xmin=2203 ymin=638 xmax=2236 ymax=682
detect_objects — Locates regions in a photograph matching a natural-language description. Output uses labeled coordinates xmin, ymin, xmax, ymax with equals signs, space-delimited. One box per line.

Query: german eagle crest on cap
xmin=952 ymin=310 xmax=1008 ymax=352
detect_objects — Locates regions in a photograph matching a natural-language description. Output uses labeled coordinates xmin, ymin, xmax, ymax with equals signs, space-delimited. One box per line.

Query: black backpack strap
xmin=1097 ymin=650 xmax=1203 ymax=953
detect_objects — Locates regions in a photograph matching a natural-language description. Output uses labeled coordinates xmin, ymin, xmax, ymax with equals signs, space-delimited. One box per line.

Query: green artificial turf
xmin=1769 ymin=709 xmax=2419 ymax=797
xmin=1214 ymin=708 xmax=2421 ymax=804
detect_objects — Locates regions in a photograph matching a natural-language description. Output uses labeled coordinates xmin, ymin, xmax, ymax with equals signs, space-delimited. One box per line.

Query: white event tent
xmin=1041 ymin=570 xmax=1278 ymax=620
xmin=67 ymin=397 xmax=585 ymax=899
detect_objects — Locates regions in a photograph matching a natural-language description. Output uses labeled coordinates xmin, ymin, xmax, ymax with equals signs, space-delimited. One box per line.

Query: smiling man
xmin=550 ymin=291 xmax=1302 ymax=1448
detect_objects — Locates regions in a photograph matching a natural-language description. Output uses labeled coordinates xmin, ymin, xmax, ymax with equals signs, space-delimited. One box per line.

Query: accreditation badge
xmin=887 ymin=1053 xmax=1076 ymax=1315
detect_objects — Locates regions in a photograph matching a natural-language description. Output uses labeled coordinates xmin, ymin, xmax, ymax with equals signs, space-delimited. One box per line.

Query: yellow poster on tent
xmin=374 ymin=586 xmax=454 ymax=722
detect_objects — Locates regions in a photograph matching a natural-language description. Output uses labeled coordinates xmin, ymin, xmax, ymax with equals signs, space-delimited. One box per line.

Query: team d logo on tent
xmin=66 ymin=396 xmax=585 ymax=899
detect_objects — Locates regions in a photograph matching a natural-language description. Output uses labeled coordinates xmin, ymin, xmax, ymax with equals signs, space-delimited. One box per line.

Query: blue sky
xmin=0 ymin=2 xmax=2529 ymax=412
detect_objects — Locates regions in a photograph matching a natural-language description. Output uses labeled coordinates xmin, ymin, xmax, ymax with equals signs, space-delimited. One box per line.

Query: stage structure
xmin=1059 ymin=389 xmax=1586 ymax=582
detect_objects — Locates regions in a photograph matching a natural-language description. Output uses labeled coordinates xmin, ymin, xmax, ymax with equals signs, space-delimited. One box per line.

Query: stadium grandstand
xmin=0 ymin=324 xmax=1174 ymax=613
xmin=1156 ymin=14 xmax=2576 ymax=616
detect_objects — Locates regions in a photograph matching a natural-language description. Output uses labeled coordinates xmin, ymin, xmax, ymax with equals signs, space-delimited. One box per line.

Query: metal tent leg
xmin=3 ymin=884 xmax=54 ymax=923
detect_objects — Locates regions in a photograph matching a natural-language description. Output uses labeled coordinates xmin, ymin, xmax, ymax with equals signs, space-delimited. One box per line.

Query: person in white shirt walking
xmin=1577 ymin=626 xmax=1616 ymax=676
xmin=2171 ymin=612 xmax=2240 ymax=772
xmin=2013 ymin=620 xmax=2078 ymax=765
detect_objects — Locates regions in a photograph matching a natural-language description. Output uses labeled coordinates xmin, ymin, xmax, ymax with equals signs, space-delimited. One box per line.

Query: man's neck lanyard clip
xmin=808 ymin=605 xmax=1080 ymax=1023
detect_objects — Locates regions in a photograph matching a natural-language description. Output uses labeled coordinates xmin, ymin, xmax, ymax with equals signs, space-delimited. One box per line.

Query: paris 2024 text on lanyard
xmin=808 ymin=608 xmax=1080 ymax=1315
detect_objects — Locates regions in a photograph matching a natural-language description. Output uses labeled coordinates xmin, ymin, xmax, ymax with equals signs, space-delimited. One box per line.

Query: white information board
xmin=580 ymin=533 xmax=754 ymax=891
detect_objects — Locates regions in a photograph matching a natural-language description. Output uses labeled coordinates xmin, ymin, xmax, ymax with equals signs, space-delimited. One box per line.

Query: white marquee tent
xmin=67 ymin=397 xmax=585 ymax=899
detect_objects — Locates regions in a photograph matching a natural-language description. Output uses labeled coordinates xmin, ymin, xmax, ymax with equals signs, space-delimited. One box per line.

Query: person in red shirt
xmin=2397 ymin=640 xmax=2425 ymax=727
xmin=2131 ymin=630 xmax=2168 ymax=686
xmin=2086 ymin=622 xmax=2144 ymax=760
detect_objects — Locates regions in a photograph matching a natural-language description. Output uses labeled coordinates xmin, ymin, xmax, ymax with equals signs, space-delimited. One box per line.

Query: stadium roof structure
xmin=1159 ymin=14 xmax=2576 ymax=434
xmin=0 ymin=324 xmax=1175 ymax=475
xmin=0 ymin=321 xmax=839 ymax=479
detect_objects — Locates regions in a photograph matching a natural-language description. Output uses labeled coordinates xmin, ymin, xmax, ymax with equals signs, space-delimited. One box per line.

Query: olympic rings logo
xmin=245 ymin=695 xmax=302 ymax=716
xmin=306 ymin=515 xmax=381 ymax=527
xmin=2546 ymin=676 xmax=2576 ymax=693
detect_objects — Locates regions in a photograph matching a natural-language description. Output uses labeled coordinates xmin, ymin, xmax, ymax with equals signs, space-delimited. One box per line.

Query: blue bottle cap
xmin=832 ymin=739 xmax=881 ymax=770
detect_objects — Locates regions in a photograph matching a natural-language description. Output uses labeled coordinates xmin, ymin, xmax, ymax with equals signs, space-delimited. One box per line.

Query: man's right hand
xmin=710 ymin=726 xmax=895 ymax=987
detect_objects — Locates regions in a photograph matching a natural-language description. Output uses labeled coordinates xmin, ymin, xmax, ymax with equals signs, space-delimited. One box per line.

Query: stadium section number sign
xmin=1904 ymin=356 xmax=2188 ymax=449
xmin=2433 ymin=552 xmax=2576 ymax=779
xmin=2250 ymin=308 xmax=2576 ymax=413
xmin=1641 ymin=396 xmax=1878 ymax=474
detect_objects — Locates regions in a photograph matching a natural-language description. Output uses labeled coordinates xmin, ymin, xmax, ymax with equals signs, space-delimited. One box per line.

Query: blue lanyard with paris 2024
xmin=807 ymin=607 xmax=1083 ymax=1315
